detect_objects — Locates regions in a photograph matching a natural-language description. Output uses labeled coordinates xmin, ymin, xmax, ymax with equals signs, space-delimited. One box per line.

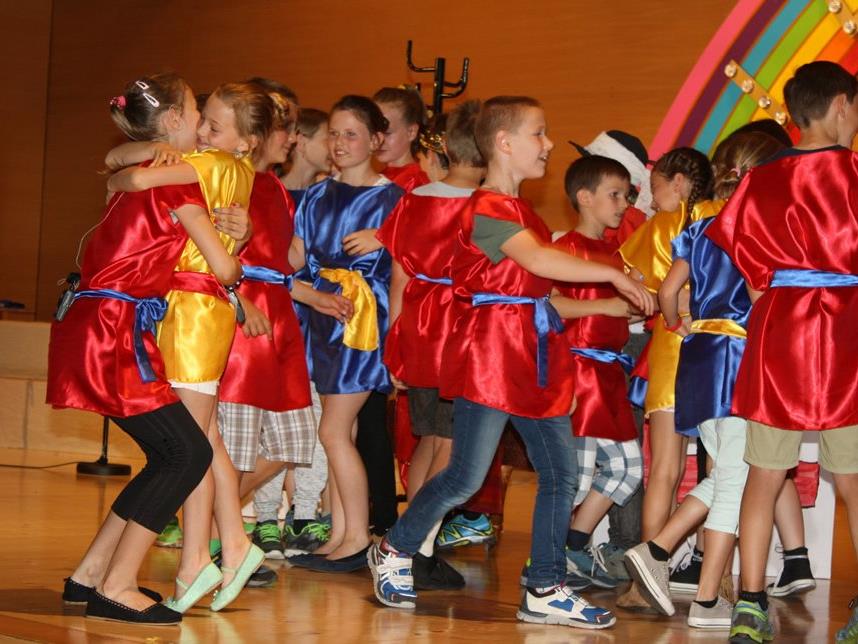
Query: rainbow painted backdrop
xmin=651 ymin=0 xmax=858 ymax=158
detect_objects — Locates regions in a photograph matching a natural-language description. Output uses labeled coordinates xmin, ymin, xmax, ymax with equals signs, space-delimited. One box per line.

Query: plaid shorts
xmin=218 ymin=402 xmax=317 ymax=472
xmin=573 ymin=437 xmax=642 ymax=507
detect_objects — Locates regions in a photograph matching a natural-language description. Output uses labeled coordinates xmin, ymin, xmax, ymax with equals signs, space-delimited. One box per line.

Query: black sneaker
xmin=767 ymin=549 xmax=815 ymax=597
xmin=412 ymin=553 xmax=465 ymax=590
xmin=252 ymin=520 xmax=284 ymax=560
xmin=669 ymin=548 xmax=703 ymax=593
xmin=245 ymin=564 xmax=277 ymax=588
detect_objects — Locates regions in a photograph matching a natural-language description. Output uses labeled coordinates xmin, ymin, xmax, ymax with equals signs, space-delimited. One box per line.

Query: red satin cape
xmin=47 ymin=184 xmax=207 ymax=417
xmin=376 ymin=191 xmax=470 ymax=388
xmin=219 ymin=172 xmax=311 ymax=411
xmin=382 ymin=162 xmax=430 ymax=192
xmin=440 ymin=190 xmax=574 ymax=418
xmin=707 ymin=148 xmax=858 ymax=430
xmin=554 ymin=231 xmax=636 ymax=441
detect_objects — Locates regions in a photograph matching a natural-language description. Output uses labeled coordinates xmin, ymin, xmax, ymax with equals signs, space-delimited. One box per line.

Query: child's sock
xmin=566 ymin=529 xmax=590 ymax=551
xmin=783 ymin=546 xmax=809 ymax=560
xmin=418 ymin=520 xmax=442 ymax=557
xmin=646 ymin=541 xmax=670 ymax=562
xmin=292 ymin=518 xmax=310 ymax=533
xmin=738 ymin=590 xmax=768 ymax=611
xmin=694 ymin=598 xmax=718 ymax=608
xmin=461 ymin=510 xmax=482 ymax=521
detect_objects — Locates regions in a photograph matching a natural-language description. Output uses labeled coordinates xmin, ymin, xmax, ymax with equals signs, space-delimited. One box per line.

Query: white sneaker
xmin=687 ymin=596 xmax=732 ymax=629
xmin=367 ymin=543 xmax=417 ymax=609
xmin=517 ymin=585 xmax=616 ymax=629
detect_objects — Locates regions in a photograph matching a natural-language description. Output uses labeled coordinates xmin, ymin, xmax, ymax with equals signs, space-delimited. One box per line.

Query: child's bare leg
xmin=98 ymin=520 xmax=160 ymax=611
xmin=696 ymin=529 xmax=734 ymax=601
xmin=738 ymin=465 xmax=787 ymax=592
xmin=642 ymin=411 xmax=687 ymax=540
xmin=651 ymin=495 xmax=708 ymax=553
xmin=317 ymin=391 xmax=372 ymax=559
xmin=571 ymin=491 xmax=614 ymax=534
xmin=69 ymin=512 xmax=127 ymax=588
xmin=173 ymin=389 xmax=216 ymax=599
xmin=238 ymin=455 xmax=287 ymax=500
xmin=833 ymin=473 xmax=858 ymax=560
xmin=314 ymin=463 xmax=343 ymax=554
xmin=407 ymin=436 xmax=435 ymax=501
xmin=427 ymin=436 xmax=452 ymax=481
xmin=207 ymin=413 xmax=252 ymax=586
xmin=774 ymin=477 xmax=805 ymax=550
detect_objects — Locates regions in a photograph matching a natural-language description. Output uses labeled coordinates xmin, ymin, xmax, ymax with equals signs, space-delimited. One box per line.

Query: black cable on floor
xmin=0 ymin=461 xmax=79 ymax=470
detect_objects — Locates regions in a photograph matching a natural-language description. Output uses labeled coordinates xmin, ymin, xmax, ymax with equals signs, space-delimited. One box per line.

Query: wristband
xmin=663 ymin=317 xmax=683 ymax=332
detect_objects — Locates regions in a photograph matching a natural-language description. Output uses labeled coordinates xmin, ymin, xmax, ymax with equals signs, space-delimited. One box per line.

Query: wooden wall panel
xmin=0 ymin=1 xmax=52 ymax=318
xmin=34 ymin=0 xmax=734 ymax=318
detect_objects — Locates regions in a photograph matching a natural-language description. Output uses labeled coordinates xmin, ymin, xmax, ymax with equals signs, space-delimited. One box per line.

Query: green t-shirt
xmin=472 ymin=215 xmax=524 ymax=264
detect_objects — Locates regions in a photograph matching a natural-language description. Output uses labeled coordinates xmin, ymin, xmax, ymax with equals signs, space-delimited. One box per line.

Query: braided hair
xmin=652 ymin=147 xmax=714 ymax=228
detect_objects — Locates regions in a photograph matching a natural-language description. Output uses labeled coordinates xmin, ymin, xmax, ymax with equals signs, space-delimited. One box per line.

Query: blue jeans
xmin=386 ymin=397 xmax=577 ymax=587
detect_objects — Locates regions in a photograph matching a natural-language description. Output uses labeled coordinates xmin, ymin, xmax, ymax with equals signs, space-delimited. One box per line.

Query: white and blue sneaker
xmin=367 ymin=542 xmax=417 ymax=609
xmin=517 ymin=584 xmax=616 ymax=629
xmin=566 ymin=546 xmax=619 ymax=589
xmin=519 ymin=557 xmax=590 ymax=591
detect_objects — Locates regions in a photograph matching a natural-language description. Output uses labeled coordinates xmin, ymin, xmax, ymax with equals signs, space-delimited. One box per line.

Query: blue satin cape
xmin=294 ymin=178 xmax=403 ymax=394
xmin=672 ymin=218 xmax=751 ymax=435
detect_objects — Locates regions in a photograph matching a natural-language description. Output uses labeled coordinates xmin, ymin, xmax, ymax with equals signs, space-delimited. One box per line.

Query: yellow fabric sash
xmin=318 ymin=268 xmax=379 ymax=351
xmin=689 ymin=318 xmax=747 ymax=339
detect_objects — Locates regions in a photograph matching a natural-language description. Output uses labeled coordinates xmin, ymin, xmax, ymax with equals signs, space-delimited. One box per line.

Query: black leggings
xmin=357 ymin=391 xmax=398 ymax=534
xmin=110 ymin=402 xmax=213 ymax=533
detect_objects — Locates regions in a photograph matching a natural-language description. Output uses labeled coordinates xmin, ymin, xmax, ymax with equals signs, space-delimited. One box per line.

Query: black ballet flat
xmin=85 ymin=591 xmax=181 ymax=625
xmin=62 ymin=576 xmax=163 ymax=605
xmin=294 ymin=546 xmax=370 ymax=573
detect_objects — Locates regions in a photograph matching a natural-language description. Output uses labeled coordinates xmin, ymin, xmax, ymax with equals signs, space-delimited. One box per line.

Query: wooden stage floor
xmin=0 ymin=448 xmax=853 ymax=643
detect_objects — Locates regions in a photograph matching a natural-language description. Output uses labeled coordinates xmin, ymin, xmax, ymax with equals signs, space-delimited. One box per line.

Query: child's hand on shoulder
xmin=151 ymin=142 xmax=183 ymax=168
xmin=342 ymin=228 xmax=382 ymax=256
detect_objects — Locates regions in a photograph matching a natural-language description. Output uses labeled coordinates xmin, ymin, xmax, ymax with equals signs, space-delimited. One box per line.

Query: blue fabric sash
xmin=471 ymin=293 xmax=563 ymax=388
xmin=770 ymin=269 xmax=858 ymax=288
xmin=570 ymin=347 xmax=635 ymax=373
xmin=73 ymin=289 xmax=168 ymax=383
xmin=242 ymin=265 xmax=293 ymax=290
xmin=414 ymin=273 xmax=453 ymax=286
xmin=628 ymin=375 xmax=647 ymax=409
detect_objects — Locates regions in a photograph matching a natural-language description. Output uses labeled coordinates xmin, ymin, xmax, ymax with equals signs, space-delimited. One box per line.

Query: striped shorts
xmin=218 ymin=402 xmax=316 ymax=472
xmin=573 ymin=436 xmax=642 ymax=507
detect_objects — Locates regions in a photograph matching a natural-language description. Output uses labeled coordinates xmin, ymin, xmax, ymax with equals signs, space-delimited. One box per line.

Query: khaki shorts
xmin=746 ymin=420 xmax=858 ymax=474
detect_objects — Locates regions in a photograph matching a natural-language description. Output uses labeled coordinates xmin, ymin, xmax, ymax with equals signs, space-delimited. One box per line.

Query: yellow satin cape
xmin=156 ymin=150 xmax=255 ymax=383
xmin=620 ymin=199 xmax=724 ymax=413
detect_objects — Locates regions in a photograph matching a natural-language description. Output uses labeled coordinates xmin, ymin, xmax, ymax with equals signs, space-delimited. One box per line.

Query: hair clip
xmin=110 ymin=95 xmax=127 ymax=110
xmin=134 ymin=80 xmax=160 ymax=107
xmin=141 ymin=93 xmax=160 ymax=107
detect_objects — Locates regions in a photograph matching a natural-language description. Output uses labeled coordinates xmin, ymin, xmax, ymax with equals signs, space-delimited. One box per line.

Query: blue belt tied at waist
xmin=471 ymin=293 xmax=563 ymax=388
xmin=770 ymin=269 xmax=858 ymax=288
xmin=242 ymin=265 xmax=293 ymax=290
xmin=74 ymin=289 xmax=168 ymax=383
xmin=570 ymin=347 xmax=635 ymax=373
xmin=414 ymin=273 xmax=452 ymax=286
